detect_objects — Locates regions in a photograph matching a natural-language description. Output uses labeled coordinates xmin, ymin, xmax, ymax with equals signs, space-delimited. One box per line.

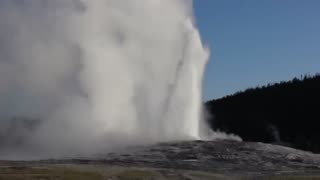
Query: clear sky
xmin=194 ymin=0 xmax=320 ymax=101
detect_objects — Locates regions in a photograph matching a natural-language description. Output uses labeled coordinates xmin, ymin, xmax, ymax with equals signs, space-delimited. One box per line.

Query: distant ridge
xmin=206 ymin=74 xmax=320 ymax=153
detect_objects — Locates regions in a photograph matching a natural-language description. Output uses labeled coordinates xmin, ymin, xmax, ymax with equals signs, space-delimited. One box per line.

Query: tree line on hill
xmin=205 ymin=74 xmax=320 ymax=153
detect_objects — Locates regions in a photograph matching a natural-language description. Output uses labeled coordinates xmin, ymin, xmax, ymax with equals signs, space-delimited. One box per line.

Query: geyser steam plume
xmin=0 ymin=0 xmax=209 ymax=157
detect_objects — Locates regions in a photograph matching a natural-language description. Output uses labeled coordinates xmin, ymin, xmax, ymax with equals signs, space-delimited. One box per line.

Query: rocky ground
xmin=1 ymin=140 xmax=320 ymax=179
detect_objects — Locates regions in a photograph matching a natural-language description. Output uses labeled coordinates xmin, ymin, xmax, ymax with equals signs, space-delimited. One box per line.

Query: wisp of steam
xmin=0 ymin=0 xmax=210 ymax=159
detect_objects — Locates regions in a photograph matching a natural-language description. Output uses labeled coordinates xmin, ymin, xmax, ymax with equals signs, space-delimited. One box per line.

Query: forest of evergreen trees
xmin=205 ymin=74 xmax=320 ymax=153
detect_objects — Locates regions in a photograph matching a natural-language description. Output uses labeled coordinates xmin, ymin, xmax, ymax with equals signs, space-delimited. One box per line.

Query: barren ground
xmin=1 ymin=140 xmax=320 ymax=179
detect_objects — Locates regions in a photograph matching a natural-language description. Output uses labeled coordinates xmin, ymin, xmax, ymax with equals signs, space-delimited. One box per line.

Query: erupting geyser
xmin=0 ymin=0 xmax=209 ymax=158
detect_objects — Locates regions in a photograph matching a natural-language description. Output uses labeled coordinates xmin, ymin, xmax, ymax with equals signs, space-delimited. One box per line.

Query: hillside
xmin=206 ymin=74 xmax=320 ymax=153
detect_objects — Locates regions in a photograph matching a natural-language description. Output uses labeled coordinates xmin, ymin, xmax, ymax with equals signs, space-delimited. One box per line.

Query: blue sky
xmin=194 ymin=0 xmax=320 ymax=100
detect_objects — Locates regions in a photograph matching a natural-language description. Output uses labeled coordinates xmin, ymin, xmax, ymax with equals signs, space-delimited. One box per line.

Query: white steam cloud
xmin=0 ymin=0 xmax=209 ymax=158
